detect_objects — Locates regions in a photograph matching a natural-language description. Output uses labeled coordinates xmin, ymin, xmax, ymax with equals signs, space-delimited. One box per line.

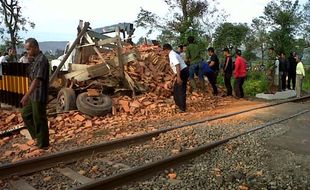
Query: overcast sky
xmin=20 ymin=0 xmax=307 ymax=42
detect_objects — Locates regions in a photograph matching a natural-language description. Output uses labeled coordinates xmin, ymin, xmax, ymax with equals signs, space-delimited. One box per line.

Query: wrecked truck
xmin=51 ymin=21 xmax=137 ymax=116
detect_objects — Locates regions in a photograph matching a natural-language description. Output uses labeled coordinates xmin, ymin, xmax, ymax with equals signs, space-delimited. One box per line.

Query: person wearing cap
xmin=295 ymin=55 xmax=305 ymax=98
xmin=234 ymin=49 xmax=247 ymax=98
xmin=163 ymin=43 xmax=189 ymax=112
xmin=223 ymin=48 xmax=233 ymax=96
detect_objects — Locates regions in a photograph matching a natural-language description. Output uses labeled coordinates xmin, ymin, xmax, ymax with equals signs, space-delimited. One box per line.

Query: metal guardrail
xmin=0 ymin=62 xmax=30 ymax=108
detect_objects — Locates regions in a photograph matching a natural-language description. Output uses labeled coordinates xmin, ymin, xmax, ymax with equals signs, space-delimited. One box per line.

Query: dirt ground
xmin=0 ymin=96 xmax=264 ymax=164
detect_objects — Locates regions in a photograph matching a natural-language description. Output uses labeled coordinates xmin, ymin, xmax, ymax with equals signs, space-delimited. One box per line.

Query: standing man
xmin=274 ymin=54 xmax=280 ymax=89
xmin=163 ymin=44 xmax=189 ymax=112
xmin=279 ymin=52 xmax=288 ymax=91
xmin=295 ymin=56 xmax=305 ymax=98
xmin=186 ymin=36 xmax=203 ymax=92
xmin=223 ymin=48 xmax=233 ymax=96
xmin=20 ymin=38 xmax=50 ymax=149
xmin=287 ymin=52 xmax=297 ymax=90
xmin=234 ymin=49 xmax=247 ymax=98
xmin=207 ymin=47 xmax=220 ymax=83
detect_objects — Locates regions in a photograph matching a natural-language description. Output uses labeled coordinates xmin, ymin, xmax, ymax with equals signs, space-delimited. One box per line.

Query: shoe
xmin=177 ymin=109 xmax=186 ymax=113
xmin=190 ymin=80 xmax=197 ymax=92
xmin=38 ymin=143 xmax=49 ymax=149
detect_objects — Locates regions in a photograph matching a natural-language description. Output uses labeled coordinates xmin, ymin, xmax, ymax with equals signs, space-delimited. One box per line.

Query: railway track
xmin=1 ymin=95 xmax=310 ymax=190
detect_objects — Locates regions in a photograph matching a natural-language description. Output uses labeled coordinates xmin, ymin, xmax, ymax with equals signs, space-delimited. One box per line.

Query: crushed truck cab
xmin=52 ymin=21 xmax=137 ymax=117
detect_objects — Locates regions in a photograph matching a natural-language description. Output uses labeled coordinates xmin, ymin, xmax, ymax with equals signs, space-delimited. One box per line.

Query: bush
xmin=302 ymin=67 xmax=310 ymax=91
xmin=243 ymin=71 xmax=268 ymax=96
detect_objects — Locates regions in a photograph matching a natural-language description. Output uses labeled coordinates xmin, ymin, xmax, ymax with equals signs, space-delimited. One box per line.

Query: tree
xmin=213 ymin=22 xmax=250 ymax=51
xmin=261 ymin=0 xmax=303 ymax=54
xmin=135 ymin=0 xmax=226 ymax=46
xmin=303 ymin=0 xmax=310 ymax=45
xmin=0 ymin=0 xmax=35 ymax=50
xmin=250 ymin=18 xmax=270 ymax=63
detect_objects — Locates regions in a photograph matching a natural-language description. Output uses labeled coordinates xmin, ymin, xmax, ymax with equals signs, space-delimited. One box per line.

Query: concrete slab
xmin=256 ymin=90 xmax=296 ymax=100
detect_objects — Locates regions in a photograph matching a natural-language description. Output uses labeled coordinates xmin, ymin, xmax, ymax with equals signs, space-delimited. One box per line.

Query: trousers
xmin=296 ymin=74 xmax=303 ymax=98
xmin=287 ymin=72 xmax=296 ymax=90
xmin=173 ymin=68 xmax=189 ymax=111
xmin=224 ymin=73 xmax=232 ymax=96
xmin=22 ymin=100 xmax=49 ymax=148
xmin=234 ymin=77 xmax=245 ymax=98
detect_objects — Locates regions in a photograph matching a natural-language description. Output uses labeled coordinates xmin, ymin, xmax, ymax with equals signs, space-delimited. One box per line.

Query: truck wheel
xmin=76 ymin=92 xmax=112 ymax=116
xmin=56 ymin=88 xmax=76 ymax=112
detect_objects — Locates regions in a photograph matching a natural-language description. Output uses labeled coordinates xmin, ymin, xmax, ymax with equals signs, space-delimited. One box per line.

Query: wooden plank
xmin=64 ymin=63 xmax=111 ymax=82
xmin=9 ymin=179 xmax=36 ymax=190
xmin=96 ymin=37 xmax=118 ymax=46
xmin=116 ymin=27 xmax=125 ymax=80
xmin=87 ymin=63 xmax=111 ymax=78
xmin=76 ymin=37 xmax=118 ymax=48
xmin=70 ymin=64 xmax=91 ymax=71
xmin=57 ymin=167 xmax=93 ymax=184
xmin=64 ymin=70 xmax=89 ymax=81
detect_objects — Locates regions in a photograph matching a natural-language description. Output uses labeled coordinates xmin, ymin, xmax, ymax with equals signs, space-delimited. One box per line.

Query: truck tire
xmin=56 ymin=88 xmax=76 ymax=112
xmin=76 ymin=92 xmax=112 ymax=116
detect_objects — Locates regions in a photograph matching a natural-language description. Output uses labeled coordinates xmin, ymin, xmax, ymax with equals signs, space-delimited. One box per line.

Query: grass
xmin=217 ymin=71 xmax=267 ymax=97
xmin=302 ymin=67 xmax=310 ymax=91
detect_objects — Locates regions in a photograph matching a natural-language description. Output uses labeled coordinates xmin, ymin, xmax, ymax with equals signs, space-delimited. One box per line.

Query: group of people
xmin=0 ymin=39 xmax=50 ymax=149
xmin=163 ymin=36 xmax=248 ymax=112
xmin=266 ymin=48 xmax=306 ymax=98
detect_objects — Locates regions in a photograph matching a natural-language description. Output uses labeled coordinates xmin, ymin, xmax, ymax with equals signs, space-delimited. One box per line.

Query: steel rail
xmin=76 ymin=109 xmax=309 ymax=190
xmin=0 ymin=95 xmax=309 ymax=179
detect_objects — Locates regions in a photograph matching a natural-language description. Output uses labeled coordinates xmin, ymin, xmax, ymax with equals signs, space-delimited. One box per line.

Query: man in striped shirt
xmin=21 ymin=38 xmax=50 ymax=149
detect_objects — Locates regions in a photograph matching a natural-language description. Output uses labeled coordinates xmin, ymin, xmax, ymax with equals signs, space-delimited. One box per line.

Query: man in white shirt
xmin=163 ymin=43 xmax=189 ymax=112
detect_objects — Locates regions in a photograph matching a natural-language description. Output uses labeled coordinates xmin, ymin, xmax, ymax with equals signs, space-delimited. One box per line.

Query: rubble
xmin=87 ymin=45 xmax=174 ymax=97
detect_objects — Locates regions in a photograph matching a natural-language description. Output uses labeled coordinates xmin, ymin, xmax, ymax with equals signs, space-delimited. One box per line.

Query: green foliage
xmin=302 ymin=67 xmax=310 ymax=91
xmin=243 ymin=71 xmax=268 ymax=96
xmin=213 ymin=22 xmax=250 ymax=51
xmin=261 ymin=0 xmax=303 ymax=54
xmin=249 ymin=18 xmax=270 ymax=63
xmin=135 ymin=0 xmax=227 ymax=46
xmin=303 ymin=0 xmax=310 ymax=44
xmin=135 ymin=8 xmax=162 ymax=36
xmin=0 ymin=0 xmax=35 ymax=49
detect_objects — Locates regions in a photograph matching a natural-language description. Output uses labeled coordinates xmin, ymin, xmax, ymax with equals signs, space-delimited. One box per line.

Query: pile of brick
xmin=87 ymin=45 xmax=174 ymax=96
xmin=0 ymin=110 xmax=23 ymax=132
xmin=84 ymin=45 xmax=223 ymax=116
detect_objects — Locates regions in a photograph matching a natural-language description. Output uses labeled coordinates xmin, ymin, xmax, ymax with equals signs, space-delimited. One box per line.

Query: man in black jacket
xmin=223 ymin=48 xmax=233 ymax=96
xmin=279 ymin=52 xmax=288 ymax=91
xmin=287 ymin=52 xmax=297 ymax=90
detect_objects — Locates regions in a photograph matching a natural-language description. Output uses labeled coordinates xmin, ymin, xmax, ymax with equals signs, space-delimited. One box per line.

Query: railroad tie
xmin=57 ymin=167 xmax=93 ymax=184
xmin=9 ymin=179 xmax=36 ymax=190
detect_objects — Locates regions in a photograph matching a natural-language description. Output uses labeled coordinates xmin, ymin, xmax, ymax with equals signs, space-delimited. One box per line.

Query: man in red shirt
xmin=234 ymin=49 xmax=247 ymax=98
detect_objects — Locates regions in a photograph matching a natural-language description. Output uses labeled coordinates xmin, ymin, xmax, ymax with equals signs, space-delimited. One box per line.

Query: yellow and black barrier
xmin=0 ymin=62 xmax=30 ymax=108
